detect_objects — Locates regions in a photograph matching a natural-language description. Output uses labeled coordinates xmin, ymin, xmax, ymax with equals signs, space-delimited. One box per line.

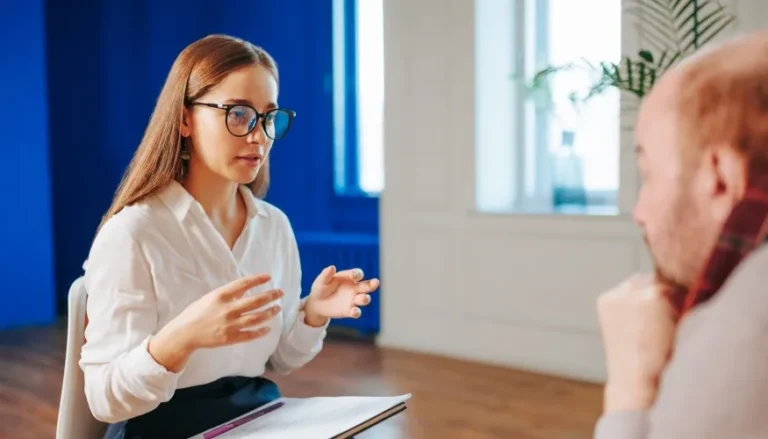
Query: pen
xmin=203 ymin=401 xmax=285 ymax=439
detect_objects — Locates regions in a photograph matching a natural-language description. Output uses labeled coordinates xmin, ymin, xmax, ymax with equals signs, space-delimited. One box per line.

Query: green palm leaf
xmin=626 ymin=0 xmax=680 ymax=54
xmin=526 ymin=0 xmax=734 ymax=106
xmin=675 ymin=0 xmax=736 ymax=53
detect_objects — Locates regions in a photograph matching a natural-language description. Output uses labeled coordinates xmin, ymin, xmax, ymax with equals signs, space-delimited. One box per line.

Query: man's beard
xmin=646 ymin=235 xmax=690 ymax=311
xmin=654 ymin=265 xmax=688 ymax=311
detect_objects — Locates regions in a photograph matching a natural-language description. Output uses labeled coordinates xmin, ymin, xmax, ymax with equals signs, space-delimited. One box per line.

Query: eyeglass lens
xmin=226 ymin=105 xmax=292 ymax=139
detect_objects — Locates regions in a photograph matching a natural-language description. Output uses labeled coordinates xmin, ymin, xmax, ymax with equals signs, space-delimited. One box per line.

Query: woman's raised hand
xmin=303 ymin=266 xmax=380 ymax=327
xmin=149 ymin=274 xmax=283 ymax=372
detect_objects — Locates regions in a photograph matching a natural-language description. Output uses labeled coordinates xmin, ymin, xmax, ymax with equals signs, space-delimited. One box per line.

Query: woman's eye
xmin=229 ymin=111 xmax=247 ymax=125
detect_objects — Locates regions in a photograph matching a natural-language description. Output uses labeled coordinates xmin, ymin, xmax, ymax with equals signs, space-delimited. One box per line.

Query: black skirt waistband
xmin=104 ymin=376 xmax=281 ymax=439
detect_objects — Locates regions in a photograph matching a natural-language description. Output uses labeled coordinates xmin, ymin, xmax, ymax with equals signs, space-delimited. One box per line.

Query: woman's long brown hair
xmin=97 ymin=34 xmax=278 ymax=232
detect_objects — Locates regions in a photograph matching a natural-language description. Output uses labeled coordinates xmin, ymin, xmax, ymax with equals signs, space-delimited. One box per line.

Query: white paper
xmin=190 ymin=394 xmax=411 ymax=439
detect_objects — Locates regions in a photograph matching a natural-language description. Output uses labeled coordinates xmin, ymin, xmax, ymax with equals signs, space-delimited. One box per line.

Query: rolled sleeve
xmin=268 ymin=220 xmax=327 ymax=374
xmin=284 ymin=297 xmax=329 ymax=351
xmin=594 ymin=411 xmax=649 ymax=439
xmin=122 ymin=336 xmax=183 ymax=394
xmin=79 ymin=219 xmax=182 ymax=423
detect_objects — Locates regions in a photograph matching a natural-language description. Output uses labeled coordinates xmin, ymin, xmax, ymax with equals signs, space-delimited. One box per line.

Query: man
xmin=595 ymin=30 xmax=768 ymax=439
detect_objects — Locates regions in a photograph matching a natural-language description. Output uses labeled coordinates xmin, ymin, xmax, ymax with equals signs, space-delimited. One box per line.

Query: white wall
xmin=379 ymin=0 xmax=766 ymax=382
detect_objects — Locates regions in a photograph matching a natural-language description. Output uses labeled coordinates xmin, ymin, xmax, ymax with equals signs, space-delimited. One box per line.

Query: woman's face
xmin=184 ymin=64 xmax=278 ymax=185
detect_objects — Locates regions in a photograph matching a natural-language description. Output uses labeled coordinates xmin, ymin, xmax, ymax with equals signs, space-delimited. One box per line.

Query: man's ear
xmin=180 ymin=106 xmax=192 ymax=137
xmin=706 ymin=146 xmax=747 ymax=222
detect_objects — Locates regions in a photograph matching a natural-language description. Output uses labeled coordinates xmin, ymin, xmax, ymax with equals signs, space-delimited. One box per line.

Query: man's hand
xmin=597 ymin=274 xmax=679 ymax=412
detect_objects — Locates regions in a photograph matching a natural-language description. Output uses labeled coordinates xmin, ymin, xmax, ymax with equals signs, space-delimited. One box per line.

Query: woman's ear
xmin=180 ymin=106 xmax=192 ymax=137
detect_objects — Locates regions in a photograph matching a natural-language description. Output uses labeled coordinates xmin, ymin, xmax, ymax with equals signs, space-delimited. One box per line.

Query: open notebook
xmin=188 ymin=394 xmax=411 ymax=439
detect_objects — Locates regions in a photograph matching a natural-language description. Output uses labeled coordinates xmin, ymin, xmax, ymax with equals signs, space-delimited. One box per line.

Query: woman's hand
xmin=148 ymin=274 xmax=283 ymax=372
xmin=303 ymin=266 xmax=380 ymax=327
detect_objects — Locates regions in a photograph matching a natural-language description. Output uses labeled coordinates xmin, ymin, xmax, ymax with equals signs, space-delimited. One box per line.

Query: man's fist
xmin=597 ymin=274 xmax=679 ymax=412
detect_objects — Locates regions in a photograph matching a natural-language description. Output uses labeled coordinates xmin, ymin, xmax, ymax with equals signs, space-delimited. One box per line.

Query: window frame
xmin=330 ymin=0 xmax=380 ymax=232
xmin=477 ymin=0 xmax=621 ymax=216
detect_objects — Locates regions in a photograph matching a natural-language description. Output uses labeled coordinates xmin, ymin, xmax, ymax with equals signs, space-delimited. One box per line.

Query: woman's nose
xmin=247 ymin=121 xmax=268 ymax=144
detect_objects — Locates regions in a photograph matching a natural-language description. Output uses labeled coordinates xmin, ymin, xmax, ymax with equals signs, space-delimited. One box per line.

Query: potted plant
xmin=529 ymin=0 xmax=736 ymax=106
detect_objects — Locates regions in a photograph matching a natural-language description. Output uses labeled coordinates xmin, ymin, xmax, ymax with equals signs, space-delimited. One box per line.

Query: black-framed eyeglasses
xmin=189 ymin=102 xmax=296 ymax=140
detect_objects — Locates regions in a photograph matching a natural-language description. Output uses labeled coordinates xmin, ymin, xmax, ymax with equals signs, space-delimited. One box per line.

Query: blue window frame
xmin=329 ymin=0 xmax=383 ymax=233
xmin=332 ymin=0 xmax=384 ymax=200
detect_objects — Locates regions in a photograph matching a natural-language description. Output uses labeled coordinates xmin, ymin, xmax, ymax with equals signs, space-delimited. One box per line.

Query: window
xmin=333 ymin=0 xmax=385 ymax=197
xmin=475 ymin=0 xmax=621 ymax=215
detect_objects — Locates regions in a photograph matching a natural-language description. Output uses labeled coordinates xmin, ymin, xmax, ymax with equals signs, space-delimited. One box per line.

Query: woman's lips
xmin=236 ymin=156 xmax=262 ymax=167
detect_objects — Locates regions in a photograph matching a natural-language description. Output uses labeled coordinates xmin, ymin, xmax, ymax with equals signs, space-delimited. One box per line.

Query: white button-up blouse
xmin=79 ymin=181 xmax=327 ymax=423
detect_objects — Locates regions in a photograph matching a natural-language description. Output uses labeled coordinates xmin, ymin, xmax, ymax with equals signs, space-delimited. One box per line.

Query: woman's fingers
xmin=335 ymin=268 xmax=364 ymax=282
xmin=349 ymin=307 xmax=362 ymax=319
xmin=233 ymin=304 xmax=281 ymax=330
xmin=216 ymin=274 xmax=272 ymax=301
xmin=231 ymin=289 xmax=284 ymax=316
xmin=317 ymin=265 xmax=337 ymax=285
xmin=354 ymin=294 xmax=371 ymax=306
xmin=233 ymin=326 xmax=272 ymax=343
xmin=356 ymin=278 xmax=380 ymax=293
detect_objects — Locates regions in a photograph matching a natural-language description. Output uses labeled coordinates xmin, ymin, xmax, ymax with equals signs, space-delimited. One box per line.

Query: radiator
xmin=294 ymin=231 xmax=380 ymax=338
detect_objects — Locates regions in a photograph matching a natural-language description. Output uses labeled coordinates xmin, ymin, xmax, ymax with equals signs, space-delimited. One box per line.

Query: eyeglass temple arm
xmin=188 ymin=102 xmax=228 ymax=110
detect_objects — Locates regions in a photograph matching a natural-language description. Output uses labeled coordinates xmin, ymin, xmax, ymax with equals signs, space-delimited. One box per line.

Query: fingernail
xmin=352 ymin=308 xmax=362 ymax=318
xmin=355 ymin=269 xmax=363 ymax=280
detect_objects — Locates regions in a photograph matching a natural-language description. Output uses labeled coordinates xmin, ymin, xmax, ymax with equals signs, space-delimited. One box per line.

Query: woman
xmin=80 ymin=34 xmax=379 ymax=439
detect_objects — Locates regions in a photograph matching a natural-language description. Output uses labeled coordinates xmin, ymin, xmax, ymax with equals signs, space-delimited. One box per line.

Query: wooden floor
xmin=0 ymin=320 xmax=603 ymax=439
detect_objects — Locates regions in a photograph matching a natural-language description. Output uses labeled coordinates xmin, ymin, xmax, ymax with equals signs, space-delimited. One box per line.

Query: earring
xmin=180 ymin=138 xmax=191 ymax=161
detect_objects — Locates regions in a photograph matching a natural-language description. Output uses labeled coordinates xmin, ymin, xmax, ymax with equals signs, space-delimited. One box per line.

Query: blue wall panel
xmin=44 ymin=1 xmax=340 ymax=301
xmin=0 ymin=0 xmax=57 ymax=329
xmin=2 ymin=0 xmax=378 ymax=333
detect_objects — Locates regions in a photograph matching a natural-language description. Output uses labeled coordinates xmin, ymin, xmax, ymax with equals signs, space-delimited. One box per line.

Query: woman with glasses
xmin=80 ymin=34 xmax=380 ymax=439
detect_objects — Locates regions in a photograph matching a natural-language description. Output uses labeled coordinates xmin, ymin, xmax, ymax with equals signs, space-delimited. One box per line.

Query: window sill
xmin=464 ymin=210 xmax=639 ymax=238
xmin=477 ymin=205 xmax=620 ymax=217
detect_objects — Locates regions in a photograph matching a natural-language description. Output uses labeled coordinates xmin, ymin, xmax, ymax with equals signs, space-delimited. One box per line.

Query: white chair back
xmin=56 ymin=276 xmax=107 ymax=439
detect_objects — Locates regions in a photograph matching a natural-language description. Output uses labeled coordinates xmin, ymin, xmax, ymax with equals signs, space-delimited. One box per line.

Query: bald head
xmin=633 ymin=30 xmax=768 ymax=289
xmin=647 ymin=30 xmax=768 ymax=173
xmin=678 ymin=29 xmax=768 ymax=74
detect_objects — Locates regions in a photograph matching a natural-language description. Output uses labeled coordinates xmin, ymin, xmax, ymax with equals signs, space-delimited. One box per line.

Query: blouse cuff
xmin=594 ymin=410 xmax=649 ymax=439
xmin=285 ymin=298 xmax=329 ymax=353
xmin=123 ymin=336 xmax=184 ymax=399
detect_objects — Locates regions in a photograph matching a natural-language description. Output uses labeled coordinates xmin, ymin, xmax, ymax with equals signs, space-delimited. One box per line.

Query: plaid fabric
xmin=680 ymin=173 xmax=768 ymax=315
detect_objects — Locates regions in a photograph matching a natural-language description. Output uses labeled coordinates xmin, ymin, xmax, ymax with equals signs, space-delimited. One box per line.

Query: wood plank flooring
xmin=0 ymin=320 xmax=603 ymax=439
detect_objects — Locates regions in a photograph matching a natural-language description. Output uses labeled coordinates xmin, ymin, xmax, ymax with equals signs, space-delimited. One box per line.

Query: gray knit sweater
xmin=595 ymin=244 xmax=768 ymax=439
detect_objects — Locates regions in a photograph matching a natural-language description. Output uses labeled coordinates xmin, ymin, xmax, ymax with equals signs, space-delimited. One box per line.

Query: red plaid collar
xmin=678 ymin=173 xmax=768 ymax=315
